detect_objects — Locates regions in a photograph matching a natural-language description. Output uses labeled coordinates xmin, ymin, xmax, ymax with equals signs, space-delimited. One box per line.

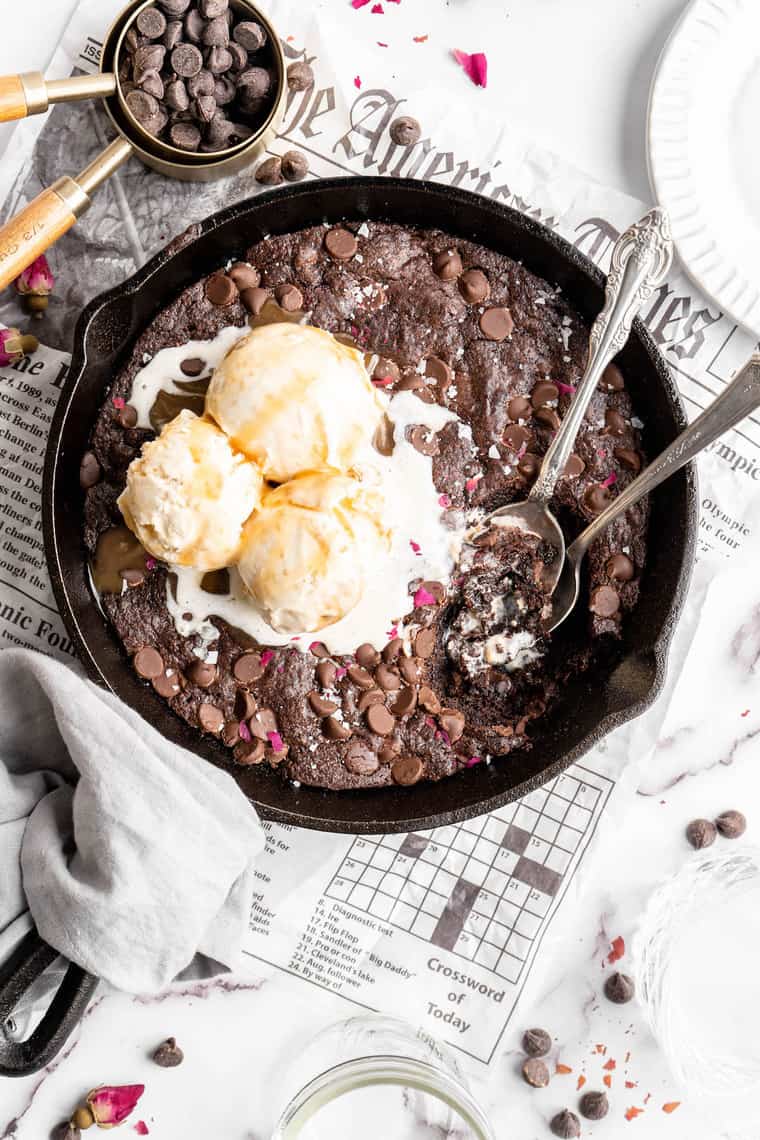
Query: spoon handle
xmin=529 ymin=208 xmax=673 ymax=505
xmin=569 ymin=353 xmax=760 ymax=562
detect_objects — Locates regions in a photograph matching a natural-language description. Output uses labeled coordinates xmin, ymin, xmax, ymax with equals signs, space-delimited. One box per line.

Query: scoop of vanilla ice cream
xmin=237 ymin=470 xmax=390 ymax=633
xmin=118 ymin=409 xmax=263 ymax=570
xmin=205 ymin=323 xmax=383 ymax=482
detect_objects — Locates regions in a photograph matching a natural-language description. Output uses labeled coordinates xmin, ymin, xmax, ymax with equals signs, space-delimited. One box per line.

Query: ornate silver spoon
xmin=471 ymin=208 xmax=673 ymax=594
xmin=547 ymin=353 xmax=760 ymax=631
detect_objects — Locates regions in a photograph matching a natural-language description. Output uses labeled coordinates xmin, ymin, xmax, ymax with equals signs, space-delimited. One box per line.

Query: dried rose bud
xmin=70 ymin=1106 xmax=94 ymax=1130
xmin=15 ymin=254 xmax=54 ymax=297
xmin=85 ymin=1084 xmax=145 ymax=1128
xmin=0 ymin=327 xmax=38 ymax=366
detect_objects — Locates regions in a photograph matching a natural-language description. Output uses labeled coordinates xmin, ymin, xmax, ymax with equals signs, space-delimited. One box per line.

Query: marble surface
xmin=2 ymin=1 xmax=758 ymax=1138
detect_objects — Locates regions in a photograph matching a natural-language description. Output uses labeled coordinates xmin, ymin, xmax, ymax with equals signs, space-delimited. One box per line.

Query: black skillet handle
xmin=0 ymin=929 xmax=99 ymax=1077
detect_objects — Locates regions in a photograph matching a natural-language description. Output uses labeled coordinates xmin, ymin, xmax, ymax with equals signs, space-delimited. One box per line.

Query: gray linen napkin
xmin=0 ymin=647 xmax=263 ymax=1013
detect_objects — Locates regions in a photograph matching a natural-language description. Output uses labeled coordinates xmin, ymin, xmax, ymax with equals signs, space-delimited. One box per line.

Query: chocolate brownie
xmin=82 ymin=221 xmax=649 ymax=791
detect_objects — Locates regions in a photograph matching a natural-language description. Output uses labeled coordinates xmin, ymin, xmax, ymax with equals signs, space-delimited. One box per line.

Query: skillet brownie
xmin=82 ymin=221 xmax=648 ymax=790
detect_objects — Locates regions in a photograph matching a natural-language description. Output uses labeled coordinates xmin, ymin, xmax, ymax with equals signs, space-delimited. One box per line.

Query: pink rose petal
xmin=466 ymin=755 xmax=482 ymax=767
xmin=425 ymin=715 xmax=437 ymax=729
xmin=377 ymin=41 xmax=388 ymax=46
xmin=556 ymin=381 xmax=576 ymax=395
xmin=438 ymin=493 xmax=451 ymax=508
xmin=387 ymin=625 xmax=399 ymax=640
xmin=308 ymin=641 xmax=323 ymax=654
xmin=267 ymin=731 xmax=285 ymax=753
xmin=410 ymin=540 xmax=421 ymax=554
xmin=452 ymin=49 xmax=488 ymax=88
xmin=335 ymin=666 xmax=348 ymax=679
xmin=413 ymin=586 xmax=437 ymax=607
xmin=145 ymin=557 xmax=157 ymax=571
xmin=260 ymin=649 xmax=274 ymax=667
xmin=371 ymin=2 xmax=383 ymax=10
xmin=465 ymin=475 xmax=481 ymax=493
xmin=351 ymin=0 xmax=371 ymax=7
xmin=238 ymin=721 xmax=251 ymax=742
xmin=87 ymin=1085 xmax=145 ymax=1128
xmin=354 ymin=75 xmax=362 ymax=89
xmin=135 ymin=1123 xmax=149 ymax=1136
xmin=436 ymin=729 xmax=451 ymax=746
xmin=112 ymin=396 xmax=125 ymax=409
xmin=413 ymin=34 xmax=428 ymax=42
xmin=602 ymin=471 xmax=618 ymax=488
xmin=372 ymin=375 xmax=394 ymax=387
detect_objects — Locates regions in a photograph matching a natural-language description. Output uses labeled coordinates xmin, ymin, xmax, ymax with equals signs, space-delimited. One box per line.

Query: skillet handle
xmin=0 ymin=930 xmax=99 ymax=1077
xmin=0 ymin=72 xmax=117 ymax=123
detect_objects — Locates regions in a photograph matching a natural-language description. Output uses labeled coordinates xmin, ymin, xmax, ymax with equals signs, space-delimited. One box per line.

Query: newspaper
xmin=1 ymin=0 xmax=759 ymax=1066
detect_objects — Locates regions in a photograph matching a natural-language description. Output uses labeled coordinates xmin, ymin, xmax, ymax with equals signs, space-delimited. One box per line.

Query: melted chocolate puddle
xmin=201 ymin=568 xmax=230 ymax=595
xmin=150 ymin=390 xmax=206 ymax=433
xmin=91 ymin=526 xmax=147 ymax=594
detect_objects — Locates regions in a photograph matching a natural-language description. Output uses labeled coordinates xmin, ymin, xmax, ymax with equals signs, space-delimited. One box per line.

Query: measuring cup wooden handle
xmin=0 ymin=178 xmax=90 ymax=291
xmin=0 ymin=72 xmax=117 ymax=123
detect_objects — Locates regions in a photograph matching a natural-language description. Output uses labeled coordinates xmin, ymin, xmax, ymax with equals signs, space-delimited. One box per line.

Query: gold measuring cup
xmin=0 ymin=0 xmax=285 ymax=291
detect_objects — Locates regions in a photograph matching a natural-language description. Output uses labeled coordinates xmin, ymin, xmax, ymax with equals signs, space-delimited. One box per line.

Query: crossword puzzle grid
xmin=326 ymin=767 xmax=612 ymax=983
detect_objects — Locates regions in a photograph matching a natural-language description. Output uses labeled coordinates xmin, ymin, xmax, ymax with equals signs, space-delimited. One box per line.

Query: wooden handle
xmin=0 ymin=186 xmax=81 ymax=291
xmin=0 ymin=75 xmax=28 ymax=122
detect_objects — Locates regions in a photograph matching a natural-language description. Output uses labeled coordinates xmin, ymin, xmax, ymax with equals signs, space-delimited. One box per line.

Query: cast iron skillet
xmin=1 ymin=179 xmax=697 ymax=1077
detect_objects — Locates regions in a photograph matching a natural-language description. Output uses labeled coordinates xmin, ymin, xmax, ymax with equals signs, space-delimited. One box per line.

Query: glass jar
xmin=271 ymin=1014 xmax=495 ymax=1140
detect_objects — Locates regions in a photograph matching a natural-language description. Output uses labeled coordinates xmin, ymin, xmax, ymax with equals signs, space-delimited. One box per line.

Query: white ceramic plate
xmin=648 ymin=0 xmax=760 ymax=336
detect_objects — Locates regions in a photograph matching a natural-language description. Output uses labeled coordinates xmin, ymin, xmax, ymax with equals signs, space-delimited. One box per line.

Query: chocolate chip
xmin=169 ymin=121 xmax=201 ymax=150
xmin=418 ymin=685 xmax=441 ymax=713
xmin=249 ymin=707 xmax=276 ymax=740
xmin=413 ymin=385 xmax=436 ymax=404
xmin=590 ymin=585 xmax=619 ymax=618
xmin=186 ymin=659 xmax=217 ymax=687
xmin=233 ymin=652 xmax=264 ymax=684
xmin=458 ymin=268 xmax=490 ymax=304
xmin=164 ymin=19 xmax=183 ymax=49
xmin=605 ymin=407 xmax=628 ymax=436
xmin=507 ymin=395 xmax=531 ymax=421
xmin=275 ymin=283 xmax=303 ymax=311
xmin=604 ymin=971 xmax=635 ymax=1004
xmin=391 ymin=755 xmax=424 ymax=785
xmin=205 ymin=272 xmax=238 ymax=305
xmin=424 ymin=355 xmax=451 ymax=385
xmin=180 ymin=356 xmax=205 ymax=376
xmin=563 ymin=453 xmax=585 ymax=479
xmin=534 ymin=406 xmax=560 ymax=431
xmin=398 ymin=656 xmax=421 ymax=684
xmin=125 ymin=88 xmax=161 ymax=124
xmin=137 ymin=6 xmax=168 ymax=38
xmin=579 ymin=1091 xmax=608 ymax=1121
xmin=158 ymin=0 xmax=191 ymax=17
xmin=522 ymin=1027 xmax=551 ymax=1057
xmin=165 ymin=78 xmax=190 ymax=110
xmin=287 ymin=61 xmax=313 ymax=91
xmin=233 ymin=19 xmax=266 ymax=51
xmin=206 ymin=44 xmax=233 ymax=74
xmin=134 ymin=646 xmax=164 ymax=680
xmin=606 ymin=552 xmax=635 ymax=581
xmin=325 ymin=226 xmax=358 ymax=260
xmin=152 ymin=1036 xmax=184 ymax=1067
xmin=227 ymin=40 xmax=248 ymax=70
xmin=357 ymin=688 xmax=384 ymax=713
xmin=344 ymin=741 xmax=379 ymax=776
xmin=134 ymin=43 xmax=166 ymax=75
xmin=414 ymin=628 xmax=435 ymax=658
xmin=234 ymin=689 xmax=256 ymax=720
xmin=198 ymin=702 xmax=224 ymax=733
xmin=171 ymin=42 xmax=203 ymax=77
xmin=531 ymin=380 xmax=558 ymax=408
xmin=281 ymin=150 xmax=309 ymax=181
xmin=518 ymin=453 xmax=540 ymax=479
xmin=308 ymin=690 xmax=339 ymax=717
xmin=439 ymin=707 xmax=465 ymax=743
xmin=390 ymin=115 xmax=421 ymax=146
xmin=79 ymin=450 xmax=101 ymax=488
xmin=521 ymin=1057 xmax=550 ymax=1088
xmin=213 ymin=76 xmax=236 ymax=105
xmin=238 ymin=66 xmax=271 ymax=97
xmin=433 ymin=249 xmax=462 ymax=281
xmin=550 ymin=1109 xmax=580 ymax=1138
xmin=141 ymin=70 xmax=166 ymax=99
xmin=323 ymin=715 xmax=352 ymax=740
xmin=356 ymin=643 xmax=380 ymax=668
xmin=614 ymin=447 xmax=642 ymax=473
xmin=378 ymin=742 xmax=399 ymax=765
xmin=234 ymin=739 xmax=266 ymax=765
xmin=120 ymin=568 xmax=145 ymax=588
xmin=153 ymin=669 xmax=182 ymax=698
xmin=200 ymin=0 xmax=228 ymax=16
xmin=373 ymin=357 xmax=400 ymax=384
xmin=187 ymin=67 xmax=214 ymax=99
xmin=366 ymin=703 xmax=395 ymax=736
xmin=479 ymin=306 xmax=514 ymax=342
xmin=310 ymin=641 xmax=329 ymax=658
xmin=376 ymin=664 xmax=401 ymax=692
xmin=183 ymin=7 xmax=204 ymax=42
xmin=686 ymin=818 xmax=717 ymax=850
xmin=241 ymin=286 xmax=270 ymax=315
xmin=503 ymin=424 xmax=531 ymax=454
xmin=348 ymin=664 xmax=374 ymax=690
xmin=221 ymin=720 xmax=240 ymax=748
xmin=600 ymin=361 xmax=624 ymax=392
xmin=397 ymin=373 xmax=424 ymax=391
xmin=715 ymin=809 xmax=746 ymax=838
xmin=255 ymin=156 xmax=283 ymax=185
xmin=421 ymin=580 xmax=445 ymax=602
xmin=391 ymin=686 xmax=417 ymax=717
xmin=193 ymin=94 xmax=217 ymax=123
xmin=583 ymin=484 xmax=612 ymax=514
xmin=202 ymin=14 xmax=230 ymax=46
xmin=408 ymin=424 xmax=439 ymax=456
xmin=316 ymin=660 xmax=337 ymax=688
xmin=382 ymin=638 xmax=404 ymax=663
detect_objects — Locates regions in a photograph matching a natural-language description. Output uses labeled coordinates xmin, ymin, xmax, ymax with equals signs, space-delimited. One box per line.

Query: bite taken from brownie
xmin=81 ymin=221 xmax=649 ymax=792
